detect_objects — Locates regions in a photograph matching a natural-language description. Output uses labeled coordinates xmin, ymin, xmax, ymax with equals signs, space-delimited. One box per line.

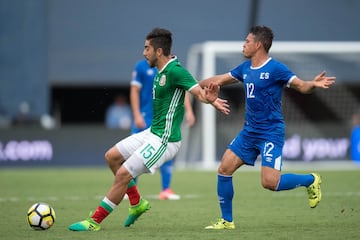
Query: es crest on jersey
xmin=147 ymin=68 xmax=155 ymax=76
xmin=260 ymin=72 xmax=270 ymax=80
xmin=159 ymin=75 xmax=166 ymax=86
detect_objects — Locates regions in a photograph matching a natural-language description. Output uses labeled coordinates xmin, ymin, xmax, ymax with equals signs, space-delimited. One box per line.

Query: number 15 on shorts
xmin=140 ymin=143 xmax=156 ymax=159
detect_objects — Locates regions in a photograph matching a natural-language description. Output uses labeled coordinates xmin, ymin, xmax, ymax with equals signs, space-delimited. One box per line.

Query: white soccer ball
xmin=27 ymin=202 xmax=56 ymax=230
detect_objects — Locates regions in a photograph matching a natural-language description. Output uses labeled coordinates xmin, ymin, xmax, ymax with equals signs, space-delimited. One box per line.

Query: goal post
xmin=186 ymin=41 xmax=360 ymax=169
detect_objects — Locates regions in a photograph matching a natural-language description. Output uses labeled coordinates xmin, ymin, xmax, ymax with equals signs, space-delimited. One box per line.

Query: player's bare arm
xmin=199 ymin=73 xmax=236 ymax=88
xmin=184 ymin=93 xmax=196 ymax=127
xmin=130 ymin=85 xmax=146 ymax=129
xmin=290 ymin=71 xmax=336 ymax=94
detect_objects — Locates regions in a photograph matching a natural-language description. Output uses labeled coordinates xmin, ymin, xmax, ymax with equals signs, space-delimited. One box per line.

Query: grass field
xmin=0 ymin=167 xmax=359 ymax=240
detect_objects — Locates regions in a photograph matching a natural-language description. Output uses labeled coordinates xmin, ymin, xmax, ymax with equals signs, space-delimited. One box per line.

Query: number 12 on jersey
xmin=246 ymin=83 xmax=255 ymax=98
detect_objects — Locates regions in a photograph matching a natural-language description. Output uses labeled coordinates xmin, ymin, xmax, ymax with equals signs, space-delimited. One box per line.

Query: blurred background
xmin=1 ymin=0 xmax=360 ymax=167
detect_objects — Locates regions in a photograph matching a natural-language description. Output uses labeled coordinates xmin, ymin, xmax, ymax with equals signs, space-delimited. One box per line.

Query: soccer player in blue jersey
xmin=130 ymin=59 xmax=195 ymax=200
xmin=201 ymin=25 xmax=336 ymax=230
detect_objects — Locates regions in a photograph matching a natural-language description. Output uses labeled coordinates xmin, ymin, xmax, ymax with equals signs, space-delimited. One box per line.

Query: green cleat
xmin=68 ymin=217 xmax=101 ymax=231
xmin=124 ymin=198 xmax=151 ymax=227
xmin=205 ymin=218 xmax=235 ymax=230
xmin=307 ymin=173 xmax=322 ymax=208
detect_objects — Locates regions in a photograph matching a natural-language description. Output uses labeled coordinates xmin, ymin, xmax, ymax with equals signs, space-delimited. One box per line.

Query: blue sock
xmin=217 ymin=175 xmax=234 ymax=222
xmin=276 ymin=173 xmax=314 ymax=191
xmin=160 ymin=160 xmax=173 ymax=190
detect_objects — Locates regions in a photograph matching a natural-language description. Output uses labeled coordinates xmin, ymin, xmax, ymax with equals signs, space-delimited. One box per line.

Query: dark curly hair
xmin=146 ymin=28 xmax=172 ymax=56
xmin=249 ymin=25 xmax=274 ymax=53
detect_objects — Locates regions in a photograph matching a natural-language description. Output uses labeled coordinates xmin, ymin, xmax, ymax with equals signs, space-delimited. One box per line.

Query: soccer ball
xmin=27 ymin=202 xmax=56 ymax=230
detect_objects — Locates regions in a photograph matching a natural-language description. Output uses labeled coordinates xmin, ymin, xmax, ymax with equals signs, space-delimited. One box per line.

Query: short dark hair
xmin=249 ymin=25 xmax=274 ymax=53
xmin=146 ymin=28 xmax=172 ymax=56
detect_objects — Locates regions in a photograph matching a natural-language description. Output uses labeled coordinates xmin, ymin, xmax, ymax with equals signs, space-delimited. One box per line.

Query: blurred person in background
xmin=130 ymin=59 xmax=195 ymax=200
xmin=351 ymin=108 xmax=360 ymax=162
xmin=0 ymin=100 xmax=11 ymax=127
xmin=12 ymin=101 xmax=37 ymax=126
xmin=105 ymin=94 xmax=132 ymax=130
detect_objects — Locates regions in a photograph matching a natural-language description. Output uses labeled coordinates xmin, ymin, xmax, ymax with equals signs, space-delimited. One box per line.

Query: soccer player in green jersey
xmin=68 ymin=27 xmax=230 ymax=231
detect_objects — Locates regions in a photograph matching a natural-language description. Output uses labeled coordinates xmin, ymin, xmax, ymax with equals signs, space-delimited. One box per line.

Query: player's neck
xmin=251 ymin=53 xmax=269 ymax=68
xmin=156 ymin=55 xmax=173 ymax=71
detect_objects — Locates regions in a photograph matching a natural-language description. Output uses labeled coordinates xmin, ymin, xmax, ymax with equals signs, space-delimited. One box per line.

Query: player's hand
xmin=313 ymin=71 xmax=336 ymax=89
xmin=134 ymin=115 xmax=146 ymax=129
xmin=211 ymin=98 xmax=230 ymax=115
xmin=204 ymin=82 xmax=220 ymax=103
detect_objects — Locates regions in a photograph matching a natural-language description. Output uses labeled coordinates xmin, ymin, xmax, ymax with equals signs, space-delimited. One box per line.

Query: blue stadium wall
xmin=0 ymin=126 xmax=130 ymax=167
xmin=1 ymin=0 xmax=360 ymax=119
xmin=0 ymin=126 xmax=352 ymax=167
xmin=1 ymin=0 xmax=360 ymax=167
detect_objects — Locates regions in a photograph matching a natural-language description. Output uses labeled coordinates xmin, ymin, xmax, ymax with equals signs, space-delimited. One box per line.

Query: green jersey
xmin=150 ymin=57 xmax=198 ymax=143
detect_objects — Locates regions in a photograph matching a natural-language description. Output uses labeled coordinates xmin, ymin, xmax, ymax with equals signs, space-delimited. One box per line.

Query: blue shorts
xmin=228 ymin=130 xmax=284 ymax=170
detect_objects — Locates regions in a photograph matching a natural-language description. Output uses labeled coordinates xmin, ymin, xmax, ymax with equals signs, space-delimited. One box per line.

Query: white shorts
xmin=116 ymin=128 xmax=181 ymax=178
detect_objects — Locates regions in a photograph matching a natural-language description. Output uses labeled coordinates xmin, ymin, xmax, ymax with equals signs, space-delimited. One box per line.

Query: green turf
xmin=0 ymin=167 xmax=359 ymax=240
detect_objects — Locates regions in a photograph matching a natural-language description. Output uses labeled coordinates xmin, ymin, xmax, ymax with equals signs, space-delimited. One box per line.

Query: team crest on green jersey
xmin=159 ymin=75 xmax=166 ymax=86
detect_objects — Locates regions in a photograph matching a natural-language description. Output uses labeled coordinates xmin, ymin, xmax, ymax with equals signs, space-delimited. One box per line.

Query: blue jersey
xmin=131 ymin=59 xmax=157 ymax=133
xmin=230 ymin=58 xmax=295 ymax=136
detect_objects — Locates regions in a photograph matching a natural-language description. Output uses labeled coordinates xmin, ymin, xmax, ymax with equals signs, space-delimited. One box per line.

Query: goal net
xmin=179 ymin=41 xmax=360 ymax=169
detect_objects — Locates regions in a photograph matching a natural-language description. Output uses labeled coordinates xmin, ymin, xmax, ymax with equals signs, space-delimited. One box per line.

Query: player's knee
xmin=261 ymin=177 xmax=278 ymax=191
xmin=104 ymin=150 xmax=113 ymax=165
xmin=115 ymin=166 xmax=132 ymax=184
xmin=217 ymin=165 xmax=234 ymax=175
xmin=105 ymin=147 xmax=123 ymax=165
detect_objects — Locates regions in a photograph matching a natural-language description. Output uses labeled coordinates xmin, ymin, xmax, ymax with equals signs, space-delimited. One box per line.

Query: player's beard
xmin=243 ymin=50 xmax=251 ymax=59
xmin=147 ymin=58 xmax=157 ymax=68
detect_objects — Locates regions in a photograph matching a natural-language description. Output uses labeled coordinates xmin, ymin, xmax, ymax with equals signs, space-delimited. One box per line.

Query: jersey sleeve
xmin=172 ymin=66 xmax=199 ymax=91
xmin=131 ymin=61 xmax=144 ymax=87
xmin=273 ymin=61 xmax=296 ymax=86
xmin=229 ymin=61 xmax=250 ymax=82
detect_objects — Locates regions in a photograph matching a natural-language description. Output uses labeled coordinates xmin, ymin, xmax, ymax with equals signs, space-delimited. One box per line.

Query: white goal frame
xmin=186 ymin=41 xmax=360 ymax=169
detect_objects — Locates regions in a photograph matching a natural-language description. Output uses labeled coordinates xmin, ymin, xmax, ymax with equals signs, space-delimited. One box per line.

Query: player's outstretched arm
xmin=199 ymin=73 xmax=237 ymax=88
xmin=290 ymin=71 xmax=336 ymax=94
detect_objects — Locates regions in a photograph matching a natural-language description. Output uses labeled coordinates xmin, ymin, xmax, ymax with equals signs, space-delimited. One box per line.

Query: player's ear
xmin=256 ymin=41 xmax=262 ymax=50
xmin=156 ymin=47 xmax=163 ymax=57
